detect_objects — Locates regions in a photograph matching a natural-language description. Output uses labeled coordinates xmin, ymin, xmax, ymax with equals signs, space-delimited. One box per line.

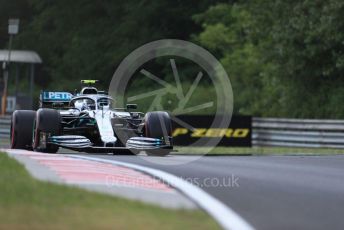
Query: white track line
xmin=68 ymin=155 xmax=254 ymax=230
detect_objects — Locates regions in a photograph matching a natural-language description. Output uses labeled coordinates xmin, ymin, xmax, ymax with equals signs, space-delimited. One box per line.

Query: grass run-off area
xmin=0 ymin=152 xmax=219 ymax=230
xmin=175 ymin=146 xmax=344 ymax=155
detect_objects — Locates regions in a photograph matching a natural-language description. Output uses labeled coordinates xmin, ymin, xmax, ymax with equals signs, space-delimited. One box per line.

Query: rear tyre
xmin=144 ymin=111 xmax=172 ymax=156
xmin=10 ymin=110 xmax=36 ymax=150
xmin=32 ymin=109 xmax=61 ymax=153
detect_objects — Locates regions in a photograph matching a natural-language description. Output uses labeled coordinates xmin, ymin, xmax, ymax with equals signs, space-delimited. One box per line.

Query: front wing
xmin=47 ymin=135 xmax=173 ymax=153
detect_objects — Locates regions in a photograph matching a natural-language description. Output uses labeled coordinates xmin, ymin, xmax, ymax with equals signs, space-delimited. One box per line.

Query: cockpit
xmin=72 ymin=98 xmax=96 ymax=111
xmin=70 ymin=96 xmax=113 ymax=111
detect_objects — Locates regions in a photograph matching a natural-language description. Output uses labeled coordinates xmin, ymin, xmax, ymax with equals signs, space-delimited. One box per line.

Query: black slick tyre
xmin=144 ymin=111 xmax=172 ymax=156
xmin=32 ymin=108 xmax=61 ymax=153
xmin=10 ymin=110 xmax=36 ymax=150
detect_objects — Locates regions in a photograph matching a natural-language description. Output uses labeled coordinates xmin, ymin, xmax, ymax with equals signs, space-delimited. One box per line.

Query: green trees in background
xmin=195 ymin=0 xmax=344 ymax=118
xmin=2 ymin=0 xmax=218 ymax=90
xmin=1 ymin=0 xmax=344 ymax=118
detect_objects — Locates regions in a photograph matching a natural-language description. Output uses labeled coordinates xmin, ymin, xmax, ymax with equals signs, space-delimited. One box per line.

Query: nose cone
xmin=101 ymin=136 xmax=117 ymax=144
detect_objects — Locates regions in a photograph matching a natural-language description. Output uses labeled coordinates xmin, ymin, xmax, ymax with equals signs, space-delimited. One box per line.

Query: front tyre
xmin=10 ymin=110 xmax=36 ymax=150
xmin=144 ymin=111 xmax=172 ymax=156
xmin=32 ymin=109 xmax=61 ymax=153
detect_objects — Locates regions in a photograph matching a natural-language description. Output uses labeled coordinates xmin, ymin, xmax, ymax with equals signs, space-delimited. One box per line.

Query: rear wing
xmin=40 ymin=91 xmax=73 ymax=108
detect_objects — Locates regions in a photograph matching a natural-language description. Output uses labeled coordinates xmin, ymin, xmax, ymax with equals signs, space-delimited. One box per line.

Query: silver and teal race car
xmin=10 ymin=80 xmax=173 ymax=156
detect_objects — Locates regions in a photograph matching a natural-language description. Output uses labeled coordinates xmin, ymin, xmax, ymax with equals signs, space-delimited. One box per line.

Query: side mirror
xmin=126 ymin=104 xmax=137 ymax=110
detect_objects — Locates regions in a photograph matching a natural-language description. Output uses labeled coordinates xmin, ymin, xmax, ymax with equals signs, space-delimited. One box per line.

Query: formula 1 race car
xmin=10 ymin=80 xmax=173 ymax=156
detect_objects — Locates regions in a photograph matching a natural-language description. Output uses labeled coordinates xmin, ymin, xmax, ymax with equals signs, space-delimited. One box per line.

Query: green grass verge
xmin=175 ymin=146 xmax=344 ymax=155
xmin=0 ymin=152 xmax=219 ymax=230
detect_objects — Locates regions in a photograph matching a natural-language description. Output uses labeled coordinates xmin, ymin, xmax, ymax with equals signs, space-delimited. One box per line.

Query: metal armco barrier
xmin=0 ymin=116 xmax=11 ymax=139
xmin=252 ymin=117 xmax=344 ymax=148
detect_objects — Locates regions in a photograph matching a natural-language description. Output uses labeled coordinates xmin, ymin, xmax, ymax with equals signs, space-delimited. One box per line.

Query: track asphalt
xmin=71 ymin=153 xmax=344 ymax=230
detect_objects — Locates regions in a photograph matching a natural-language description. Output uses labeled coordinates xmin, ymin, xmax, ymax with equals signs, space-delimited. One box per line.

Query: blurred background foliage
xmin=1 ymin=0 xmax=344 ymax=118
